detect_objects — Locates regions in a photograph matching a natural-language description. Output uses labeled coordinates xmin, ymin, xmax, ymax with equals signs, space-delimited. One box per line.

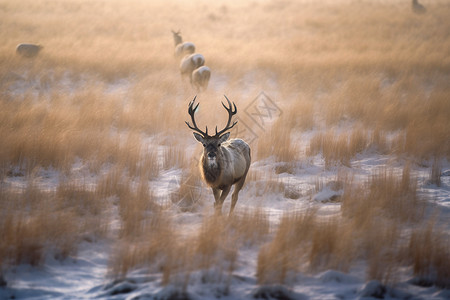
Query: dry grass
xmin=1 ymin=0 xmax=449 ymax=291
xmin=257 ymin=208 xmax=317 ymax=285
xmin=370 ymin=127 xmax=389 ymax=154
xmin=96 ymin=165 xmax=125 ymax=198
xmin=248 ymin=170 xmax=286 ymax=197
xmin=429 ymin=158 xmax=442 ymax=187
xmin=229 ymin=208 xmax=270 ymax=246
xmin=257 ymin=117 xmax=299 ymax=162
xmin=282 ymin=98 xmax=315 ymax=131
xmin=0 ymin=180 xmax=107 ymax=267
xmin=341 ymin=165 xmax=423 ymax=225
xmin=256 ymin=208 xmax=357 ymax=285
xmin=307 ymin=128 xmax=370 ymax=168
xmin=256 ymin=167 xmax=447 ymax=286
xmin=408 ymin=220 xmax=450 ymax=288
xmin=109 ymin=210 xmax=175 ymax=278
xmin=170 ymin=166 xmax=204 ymax=212
xmin=110 ymin=209 xmax=270 ymax=292
xmin=163 ymin=146 xmax=187 ymax=170
xmin=321 ymin=76 xmax=450 ymax=160
xmin=0 ymin=87 xmax=125 ymax=174
xmin=117 ymin=179 xmax=159 ymax=238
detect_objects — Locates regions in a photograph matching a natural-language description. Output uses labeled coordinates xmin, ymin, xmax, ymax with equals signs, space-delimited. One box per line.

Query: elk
xmin=186 ymin=96 xmax=251 ymax=216
xmin=171 ymin=30 xmax=195 ymax=60
xmin=180 ymin=53 xmax=205 ymax=82
xmin=191 ymin=66 xmax=211 ymax=92
xmin=16 ymin=43 xmax=43 ymax=58
xmin=412 ymin=0 xmax=426 ymax=14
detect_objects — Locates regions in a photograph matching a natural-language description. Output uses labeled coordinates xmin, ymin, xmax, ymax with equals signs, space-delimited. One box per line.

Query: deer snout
xmin=207 ymin=152 xmax=216 ymax=159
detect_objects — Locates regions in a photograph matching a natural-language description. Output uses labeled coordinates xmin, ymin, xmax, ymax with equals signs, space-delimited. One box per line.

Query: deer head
xmin=171 ymin=30 xmax=182 ymax=46
xmin=185 ymin=96 xmax=237 ymax=160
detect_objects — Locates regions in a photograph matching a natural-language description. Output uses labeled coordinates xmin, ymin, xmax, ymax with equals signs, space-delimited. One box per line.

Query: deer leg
xmin=213 ymin=186 xmax=231 ymax=215
xmin=212 ymin=188 xmax=221 ymax=213
xmin=229 ymin=177 xmax=246 ymax=216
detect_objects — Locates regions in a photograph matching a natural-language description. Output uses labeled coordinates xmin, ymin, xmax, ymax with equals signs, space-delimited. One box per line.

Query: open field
xmin=1 ymin=0 xmax=450 ymax=299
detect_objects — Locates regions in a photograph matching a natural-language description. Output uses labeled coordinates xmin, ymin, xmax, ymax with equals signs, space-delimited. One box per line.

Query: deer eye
xmin=217 ymin=143 xmax=221 ymax=147
xmin=202 ymin=143 xmax=206 ymax=147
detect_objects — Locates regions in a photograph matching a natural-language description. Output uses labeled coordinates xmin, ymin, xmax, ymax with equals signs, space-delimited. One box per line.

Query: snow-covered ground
xmin=1 ymin=73 xmax=449 ymax=300
xmin=2 ymin=159 xmax=449 ymax=299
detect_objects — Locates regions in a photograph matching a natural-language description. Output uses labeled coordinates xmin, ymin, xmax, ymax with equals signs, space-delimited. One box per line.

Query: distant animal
xmin=180 ymin=53 xmax=205 ymax=81
xmin=412 ymin=0 xmax=426 ymax=14
xmin=172 ymin=30 xmax=195 ymax=60
xmin=185 ymin=96 xmax=251 ymax=216
xmin=172 ymin=30 xmax=183 ymax=46
xmin=175 ymin=42 xmax=195 ymax=60
xmin=16 ymin=43 xmax=43 ymax=58
xmin=191 ymin=66 xmax=211 ymax=92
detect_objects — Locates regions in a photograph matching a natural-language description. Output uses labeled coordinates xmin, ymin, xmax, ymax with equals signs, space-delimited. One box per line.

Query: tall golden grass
xmin=1 ymin=0 xmax=449 ymax=290
xmin=0 ymin=180 xmax=107 ymax=266
xmin=256 ymin=165 xmax=448 ymax=286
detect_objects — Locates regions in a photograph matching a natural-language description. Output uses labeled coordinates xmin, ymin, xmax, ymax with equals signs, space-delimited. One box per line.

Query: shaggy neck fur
xmin=200 ymin=155 xmax=222 ymax=186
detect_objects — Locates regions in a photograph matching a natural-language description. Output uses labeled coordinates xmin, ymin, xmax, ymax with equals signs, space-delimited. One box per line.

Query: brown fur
xmin=16 ymin=43 xmax=42 ymax=58
xmin=180 ymin=54 xmax=205 ymax=79
xmin=198 ymin=138 xmax=251 ymax=215
xmin=192 ymin=66 xmax=211 ymax=92
xmin=186 ymin=98 xmax=251 ymax=215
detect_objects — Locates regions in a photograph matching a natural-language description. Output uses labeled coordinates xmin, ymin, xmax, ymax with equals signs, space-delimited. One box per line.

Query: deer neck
xmin=201 ymin=154 xmax=222 ymax=186
xmin=174 ymin=37 xmax=182 ymax=46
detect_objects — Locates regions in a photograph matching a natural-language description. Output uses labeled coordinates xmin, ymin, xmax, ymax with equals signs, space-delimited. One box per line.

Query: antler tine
xmin=215 ymin=95 xmax=238 ymax=137
xmin=222 ymin=95 xmax=237 ymax=114
xmin=185 ymin=96 xmax=208 ymax=137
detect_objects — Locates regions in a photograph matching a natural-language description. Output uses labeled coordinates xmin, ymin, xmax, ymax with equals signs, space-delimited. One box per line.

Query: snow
xmin=1 ymin=72 xmax=449 ymax=300
xmin=2 ymin=158 xmax=448 ymax=299
xmin=1 ymin=240 xmax=110 ymax=299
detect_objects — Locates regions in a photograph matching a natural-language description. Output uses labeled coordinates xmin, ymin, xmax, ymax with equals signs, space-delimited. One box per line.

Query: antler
xmin=214 ymin=95 xmax=238 ymax=137
xmin=185 ymin=96 xmax=208 ymax=137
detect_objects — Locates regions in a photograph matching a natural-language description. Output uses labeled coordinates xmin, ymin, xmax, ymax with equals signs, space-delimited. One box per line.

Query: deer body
xmin=180 ymin=54 xmax=205 ymax=80
xmin=191 ymin=66 xmax=211 ymax=92
xmin=175 ymin=43 xmax=195 ymax=59
xmin=186 ymin=97 xmax=251 ymax=215
xmin=200 ymin=138 xmax=250 ymax=186
xmin=16 ymin=43 xmax=43 ymax=58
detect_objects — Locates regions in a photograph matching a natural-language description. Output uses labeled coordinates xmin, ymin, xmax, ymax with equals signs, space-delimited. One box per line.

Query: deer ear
xmin=219 ymin=132 xmax=230 ymax=143
xmin=193 ymin=133 xmax=204 ymax=143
